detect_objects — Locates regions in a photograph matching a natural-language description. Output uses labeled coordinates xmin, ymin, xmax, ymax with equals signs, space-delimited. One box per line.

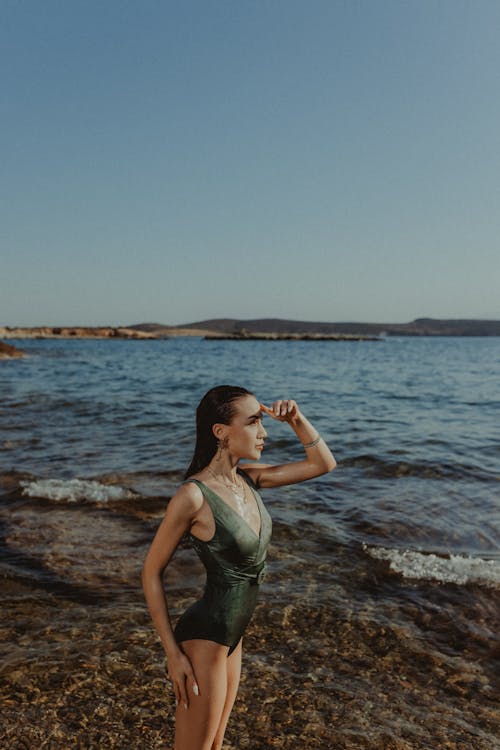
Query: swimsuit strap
xmin=183 ymin=478 xmax=223 ymax=516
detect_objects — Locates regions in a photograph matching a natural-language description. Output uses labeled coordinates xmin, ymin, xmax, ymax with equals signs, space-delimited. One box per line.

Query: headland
xmin=2 ymin=317 xmax=500 ymax=344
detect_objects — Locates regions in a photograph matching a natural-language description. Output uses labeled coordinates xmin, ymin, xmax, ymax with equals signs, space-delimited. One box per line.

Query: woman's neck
xmin=206 ymin=456 xmax=239 ymax=482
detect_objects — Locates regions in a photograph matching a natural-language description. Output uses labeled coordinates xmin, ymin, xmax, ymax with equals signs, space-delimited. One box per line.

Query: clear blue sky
xmin=2 ymin=0 xmax=499 ymax=327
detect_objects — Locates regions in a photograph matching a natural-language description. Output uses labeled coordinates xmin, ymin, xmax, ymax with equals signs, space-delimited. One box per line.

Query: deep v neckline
xmin=196 ymin=478 xmax=262 ymax=542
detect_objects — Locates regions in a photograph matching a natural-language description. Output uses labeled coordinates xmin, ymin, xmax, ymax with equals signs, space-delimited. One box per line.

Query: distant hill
xmin=4 ymin=319 xmax=500 ymax=340
xmin=130 ymin=318 xmax=500 ymax=337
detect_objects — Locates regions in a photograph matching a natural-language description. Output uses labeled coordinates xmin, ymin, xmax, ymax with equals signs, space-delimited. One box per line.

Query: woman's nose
xmin=259 ymin=424 xmax=267 ymax=438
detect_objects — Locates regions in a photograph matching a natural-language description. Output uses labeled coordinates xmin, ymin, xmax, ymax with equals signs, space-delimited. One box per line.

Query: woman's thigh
xmin=173 ymin=639 xmax=230 ymax=750
xmin=212 ymin=639 xmax=243 ymax=750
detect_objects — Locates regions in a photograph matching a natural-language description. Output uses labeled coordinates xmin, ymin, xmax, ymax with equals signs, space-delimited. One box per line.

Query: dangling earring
xmin=216 ymin=436 xmax=228 ymax=461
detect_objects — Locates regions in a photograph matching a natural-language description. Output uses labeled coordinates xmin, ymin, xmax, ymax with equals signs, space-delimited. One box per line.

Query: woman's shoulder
xmin=169 ymin=478 xmax=205 ymax=515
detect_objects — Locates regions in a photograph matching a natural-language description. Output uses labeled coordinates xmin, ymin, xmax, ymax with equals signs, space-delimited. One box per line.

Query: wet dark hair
xmin=184 ymin=385 xmax=253 ymax=478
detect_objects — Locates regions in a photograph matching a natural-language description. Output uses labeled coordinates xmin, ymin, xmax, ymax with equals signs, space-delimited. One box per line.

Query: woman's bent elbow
xmin=322 ymin=457 xmax=337 ymax=473
xmin=310 ymin=457 xmax=337 ymax=477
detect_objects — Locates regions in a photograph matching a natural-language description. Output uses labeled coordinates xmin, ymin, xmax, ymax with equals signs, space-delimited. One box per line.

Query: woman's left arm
xmin=242 ymin=399 xmax=337 ymax=489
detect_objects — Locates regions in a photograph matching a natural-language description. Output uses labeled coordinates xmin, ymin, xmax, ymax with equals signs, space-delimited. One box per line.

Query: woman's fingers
xmin=186 ymin=663 xmax=200 ymax=697
xmin=173 ymin=680 xmax=180 ymax=706
xmin=168 ymin=667 xmax=181 ymax=706
xmin=261 ymin=401 xmax=284 ymax=419
xmin=177 ymin=679 xmax=199 ymax=709
xmin=260 ymin=400 xmax=298 ymax=421
xmin=178 ymin=675 xmax=189 ymax=709
xmin=259 ymin=403 xmax=275 ymax=418
xmin=171 ymin=657 xmax=199 ymax=710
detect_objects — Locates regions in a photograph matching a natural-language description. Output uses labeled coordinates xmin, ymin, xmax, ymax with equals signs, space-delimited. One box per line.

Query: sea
xmin=1 ymin=336 xmax=499 ymax=749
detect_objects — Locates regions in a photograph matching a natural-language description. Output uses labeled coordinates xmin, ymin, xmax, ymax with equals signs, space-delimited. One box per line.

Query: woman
xmin=142 ymin=385 xmax=336 ymax=750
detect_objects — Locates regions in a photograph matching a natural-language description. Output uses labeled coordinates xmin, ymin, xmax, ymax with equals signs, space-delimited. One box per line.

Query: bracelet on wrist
xmin=302 ymin=434 xmax=322 ymax=448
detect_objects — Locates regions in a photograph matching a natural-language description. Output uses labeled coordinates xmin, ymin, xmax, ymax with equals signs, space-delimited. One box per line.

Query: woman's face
xmin=222 ymin=394 xmax=267 ymax=461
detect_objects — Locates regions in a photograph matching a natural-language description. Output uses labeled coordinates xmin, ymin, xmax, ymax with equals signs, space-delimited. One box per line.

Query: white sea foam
xmin=363 ymin=545 xmax=500 ymax=588
xmin=20 ymin=478 xmax=138 ymax=503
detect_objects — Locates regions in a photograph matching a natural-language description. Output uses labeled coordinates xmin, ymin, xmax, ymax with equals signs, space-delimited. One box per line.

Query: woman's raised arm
xmin=242 ymin=399 xmax=336 ymax=488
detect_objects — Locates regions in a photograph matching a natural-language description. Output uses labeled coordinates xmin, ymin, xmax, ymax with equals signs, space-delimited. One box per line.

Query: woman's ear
xmin=212 ymin=423 xmax=226 ymax=441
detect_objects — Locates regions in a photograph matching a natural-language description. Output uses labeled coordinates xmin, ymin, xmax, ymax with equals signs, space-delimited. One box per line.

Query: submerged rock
xmin=0 ymin=340 xmax=24 ymax=358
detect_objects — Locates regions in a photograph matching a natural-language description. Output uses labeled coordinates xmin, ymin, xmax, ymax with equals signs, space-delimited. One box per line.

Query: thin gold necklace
xmin=206 ymin=466 xmax=248 ymax=513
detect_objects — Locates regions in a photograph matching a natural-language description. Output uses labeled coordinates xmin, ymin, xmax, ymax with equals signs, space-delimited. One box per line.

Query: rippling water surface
xmin=1 ymin=336 xmax=499 ymax=749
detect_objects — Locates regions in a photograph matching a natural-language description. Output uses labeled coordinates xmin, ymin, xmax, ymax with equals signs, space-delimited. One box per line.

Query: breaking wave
xmin=363 ymin=544 xmax=500 ymax=588
xmin=20 ymin=478 xmax=139 ymax=503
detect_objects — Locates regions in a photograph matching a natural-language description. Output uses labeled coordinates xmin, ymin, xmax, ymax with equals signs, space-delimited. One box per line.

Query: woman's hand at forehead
xmin=243 ymin=398 xmax=336 ymax=488
xmin=260 ymin=399 xmax=301 ymax=423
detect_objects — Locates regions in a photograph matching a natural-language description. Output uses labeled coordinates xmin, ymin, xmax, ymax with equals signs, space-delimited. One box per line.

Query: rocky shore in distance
xmin=3 ymin=317 xmax=500 ymax=342
xmin=204 ymin=331 xmax=380 ymax=341
xmin=0 ymin=326 xmax=158 ymax=340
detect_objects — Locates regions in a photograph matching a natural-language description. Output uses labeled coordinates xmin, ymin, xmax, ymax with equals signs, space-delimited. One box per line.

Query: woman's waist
xmin=204 ymin=562 xmax=267 ymax=587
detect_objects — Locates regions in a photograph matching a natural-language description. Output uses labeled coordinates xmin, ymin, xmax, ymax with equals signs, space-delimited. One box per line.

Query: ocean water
xmin=1 ymin=336 xmax=499 ymax=749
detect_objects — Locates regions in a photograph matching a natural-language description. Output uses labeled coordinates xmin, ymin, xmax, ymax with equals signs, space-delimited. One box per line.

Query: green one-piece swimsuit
xmin=173 ymin=468 xmax=272 ymax=656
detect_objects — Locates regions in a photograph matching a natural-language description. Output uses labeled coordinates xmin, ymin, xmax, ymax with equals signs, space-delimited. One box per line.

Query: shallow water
xmin=1 ymin=336 xmax=499 ymax=748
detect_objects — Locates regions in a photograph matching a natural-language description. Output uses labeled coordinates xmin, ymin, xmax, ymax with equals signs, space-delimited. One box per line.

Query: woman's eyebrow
xmin=247 ymin=411 xmax=263 ymax=421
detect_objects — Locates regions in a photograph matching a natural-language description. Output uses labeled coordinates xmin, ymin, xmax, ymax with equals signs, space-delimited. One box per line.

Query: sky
xmin=1 ymin=0 xmax=500 ymax=327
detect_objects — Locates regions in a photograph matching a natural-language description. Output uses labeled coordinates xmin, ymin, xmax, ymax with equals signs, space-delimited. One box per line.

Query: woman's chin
xmin=240 ymin=449 xmax=261 ymax=461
